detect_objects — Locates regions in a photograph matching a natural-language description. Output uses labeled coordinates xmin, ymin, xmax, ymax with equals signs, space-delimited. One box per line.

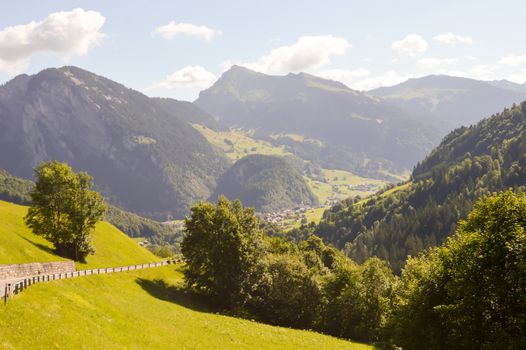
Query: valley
xmin=2 ymin=3 xmax=526 ymax=347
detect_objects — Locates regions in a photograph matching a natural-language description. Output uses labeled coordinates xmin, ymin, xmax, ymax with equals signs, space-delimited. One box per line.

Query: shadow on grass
xmin=136 ymin=278 xmax=217 ymax=313
xmin=19 ymin=235 xmax=56 ymax=255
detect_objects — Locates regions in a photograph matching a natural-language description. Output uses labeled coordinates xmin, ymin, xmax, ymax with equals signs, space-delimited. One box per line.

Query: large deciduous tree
xmin=24 ymin=161 xmax=105 ymax=262
xmin=181 ymin=196 xmax=264 ymax=308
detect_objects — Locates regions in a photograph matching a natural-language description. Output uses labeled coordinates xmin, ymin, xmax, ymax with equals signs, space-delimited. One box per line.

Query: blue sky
xmin=1 ymin=0 xmax=526 ymax=100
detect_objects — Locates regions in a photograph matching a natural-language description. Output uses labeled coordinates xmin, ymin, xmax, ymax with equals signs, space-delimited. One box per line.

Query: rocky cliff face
xmin=0 ymin=66 xmax=228 ymax=219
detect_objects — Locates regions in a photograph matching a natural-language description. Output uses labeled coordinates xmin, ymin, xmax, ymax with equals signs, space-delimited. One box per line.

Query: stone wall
xmin=0 ymin=261 xmax=76 ymax=281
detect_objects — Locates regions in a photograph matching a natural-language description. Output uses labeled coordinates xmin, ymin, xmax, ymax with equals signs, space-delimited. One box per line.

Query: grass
xmin=280 ymin=207 xmax=327 ymax=230
xmin=193 ymin=124 xmax=291 ymax=161
xmin=0 ymin=266 xmax=371 ymax=350
xmin=0 ymin=199 xmax=372 ymax=349
xmin=0 ymin=200 xmax=160 ymax=269
xmin=305 ymin=169 xmax=386 ymax=206
xmin=379 ymin=182 xmax=412 ymax=198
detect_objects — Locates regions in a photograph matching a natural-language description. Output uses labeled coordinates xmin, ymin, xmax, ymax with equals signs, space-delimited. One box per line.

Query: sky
xmin=1 ymin=0 xmax=526 ymax=101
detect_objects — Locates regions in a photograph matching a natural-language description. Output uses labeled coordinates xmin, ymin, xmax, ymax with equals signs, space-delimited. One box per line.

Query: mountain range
xmin=196 ymin=65 xmax=440 ymax=178
xmin=371 ymin=74 xmax=526 ymax=128
xmin=1 ymin=65 xmax=526 ymax=221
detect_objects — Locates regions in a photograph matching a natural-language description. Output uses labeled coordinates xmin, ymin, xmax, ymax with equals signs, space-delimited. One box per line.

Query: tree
xmin=24 ymin=161 xmax=105 ymax=262
xmin=250 ymin=253 xmax=321 ymax=328
xmin=181 ymin=196 xmax=264 ymax=308
xmin=391 ymin=190 xmax=526 ymax=349
xmin=321 ymin=257 xmax=396 ymax=343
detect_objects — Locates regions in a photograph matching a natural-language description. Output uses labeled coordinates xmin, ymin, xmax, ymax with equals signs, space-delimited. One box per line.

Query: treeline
xmin=313 ymin=102 xmax=526 ymax=271
xmin=181 ymin=194 xmax=526 ymax=348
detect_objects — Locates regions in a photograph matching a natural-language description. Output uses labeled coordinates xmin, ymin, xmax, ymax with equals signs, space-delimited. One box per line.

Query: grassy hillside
xmin=0 ymin=199 xmax=371 ymax=349
xmin=0 ymin=168 xmax=182 ymax=248
xmin=193 ymin=124 xmax=291 ymax=160
xmin=0 ymin=200 xmax=159 ymax=269
xmin=0 ymin=266 xmax=370 ymax=350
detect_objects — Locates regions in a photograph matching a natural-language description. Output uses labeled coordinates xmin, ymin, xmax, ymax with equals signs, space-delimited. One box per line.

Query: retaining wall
xmin=0 ymin=261 xmax=76 ymax=280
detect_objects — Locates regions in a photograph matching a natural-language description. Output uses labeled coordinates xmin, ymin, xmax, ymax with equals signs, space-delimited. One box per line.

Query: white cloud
xmin=237 ymin=35 xmax=351 ymax=75
xmin=146 ymin=66 xmax=217 ymax=90
xmin=434 ymin=32 xmax=473 ymax=45
xmin=317 ymin=68 xmax=370 ymax=86
xmin=391 ymin=34 xmax=428 ymax=56
xmin=499 ymin=54 xmax=526 ymax=66
xmin=155 ymin=21 xmax=220 ymax=41
xmin=417 ymin=57 xmax=457 ymax=70
xmin=0 ymin=8 xmax=105 ymax=74
xmin=468 ymin=64 xmax=500 ymax=80
xmin=351 ymin=71 xmax=413 ymax=91
xmin=507 ymin=69 xmax=526 ymax=84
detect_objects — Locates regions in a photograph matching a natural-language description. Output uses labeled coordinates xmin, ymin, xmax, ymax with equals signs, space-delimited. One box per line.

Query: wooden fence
xmin=2 ymin=260 xmax=173 ymax=304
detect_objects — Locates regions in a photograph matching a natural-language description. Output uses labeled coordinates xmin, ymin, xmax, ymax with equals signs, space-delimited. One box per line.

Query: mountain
xmin=370 ymin=75 xmax=526 ymax=128
xmin=489 ymin=79 xmax=526 ymax=92
xmin=0 ymin=66 xmax=229 ymax=219
xmin=152 ymin=97 xmax=224 ymax=130
xmin=212 ymin=154 xmax=318 ymax=212
xmin=314 ymin=101 xmax=526 ymax=271
xmin=195 ymin=65 xmax=440 ymax=179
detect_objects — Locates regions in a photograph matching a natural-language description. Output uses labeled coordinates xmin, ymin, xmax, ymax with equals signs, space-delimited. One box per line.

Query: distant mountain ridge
xmin=0 ymin=66 xmax=228 ymax=219
xmin=370 ymin=74 xmax=526 ymax=128
xmin=196 ymin=65 xmax=440 ymax=179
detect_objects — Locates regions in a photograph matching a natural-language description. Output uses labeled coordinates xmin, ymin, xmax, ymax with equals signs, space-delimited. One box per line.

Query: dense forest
xmin=212 ymin=154 xmax=318 ymax=212
xmin=313 ymin=102 xmax=526 ymax=271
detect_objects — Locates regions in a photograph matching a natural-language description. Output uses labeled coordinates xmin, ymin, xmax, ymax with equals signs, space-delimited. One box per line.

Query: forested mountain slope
xmin=315 ymin=101 xmax=526 ymax=271
xmin=212 ymin=154 xmax=318 ymax=212
xmin=0 ymin=66 xmax=228 ymax=219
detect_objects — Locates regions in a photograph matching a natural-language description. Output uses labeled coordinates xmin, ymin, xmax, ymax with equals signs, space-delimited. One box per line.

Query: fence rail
xmin=2 ymin=260 xmax=173 ymax=304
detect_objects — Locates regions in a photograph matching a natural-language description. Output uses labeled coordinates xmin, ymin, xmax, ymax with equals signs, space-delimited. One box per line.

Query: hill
xmin=0 ymin=266 xmax=370 ymax=350
xmin=0 ymin=199 xmax=370 ymax=350
xmin=212 ymin=154 xmax=318 ymax=212
xmin=195 ymin=65 xmax=439 ymax=179
xmin=0 ymin=66 xmax=228 ymax=220
xmin=0 ymin=199 xmax=160 ymax=268
xmin=0 ymin=169 xmax=183 ymax=248
xmin=314 ymin=101 xmax=526 ymax=271
xmin=370 ymin=75 xmax=526 ymax=128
